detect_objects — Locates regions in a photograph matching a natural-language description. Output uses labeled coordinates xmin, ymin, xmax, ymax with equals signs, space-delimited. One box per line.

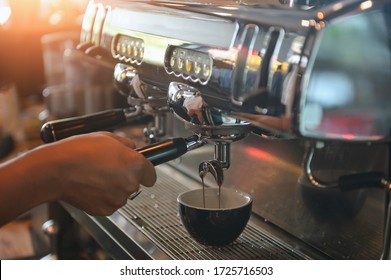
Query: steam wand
xmin=303 ymin=141 xmax=386 ymax=190
xmin=303 ymin=141 xmax=391 ymax=259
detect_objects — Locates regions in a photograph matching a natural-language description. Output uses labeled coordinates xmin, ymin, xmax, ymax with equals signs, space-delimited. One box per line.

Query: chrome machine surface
xmin=57 ymin=0 xmax=391 ymax=259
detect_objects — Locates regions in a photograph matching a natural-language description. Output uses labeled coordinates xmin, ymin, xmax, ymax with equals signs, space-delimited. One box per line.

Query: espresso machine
xmin=40 ymin=0 xmax=391 ymax=259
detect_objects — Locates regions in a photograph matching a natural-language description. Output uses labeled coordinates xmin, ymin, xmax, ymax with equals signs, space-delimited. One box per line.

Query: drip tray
xmin=117 ymin=165 xmax=306 ymax=260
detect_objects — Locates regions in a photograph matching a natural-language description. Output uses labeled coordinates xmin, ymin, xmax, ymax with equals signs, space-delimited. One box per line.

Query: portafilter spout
xmin=168 ymin=82 xmax=253 ymax=169
xmin=199 ymin=160 xmax=224 ymax=188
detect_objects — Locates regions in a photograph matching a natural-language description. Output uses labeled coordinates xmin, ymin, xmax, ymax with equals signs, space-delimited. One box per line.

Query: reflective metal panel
xmin=299 ymin=2 xmax=391 ymax=141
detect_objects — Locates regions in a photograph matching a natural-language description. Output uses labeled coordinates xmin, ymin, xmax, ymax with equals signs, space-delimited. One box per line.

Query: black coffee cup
xmin=177 ymin=188 xmax=252 ymax=246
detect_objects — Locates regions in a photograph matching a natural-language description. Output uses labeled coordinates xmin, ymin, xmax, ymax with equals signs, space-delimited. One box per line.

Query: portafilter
xmin=167 ymin=82 xmax=253 ymax=169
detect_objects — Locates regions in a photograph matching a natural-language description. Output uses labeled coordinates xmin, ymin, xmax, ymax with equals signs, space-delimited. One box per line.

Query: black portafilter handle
xmin=40 ymin=110 xmax=205 ymax=166
xmin=40 ymin=108 xmax=149 ymax=143
xmin=136 ymin=135 xmax=204 ymax=166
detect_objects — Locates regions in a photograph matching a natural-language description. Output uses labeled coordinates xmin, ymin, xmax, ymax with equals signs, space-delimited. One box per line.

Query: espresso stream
xmin=201 ymin=176 xmax=222 ymax=209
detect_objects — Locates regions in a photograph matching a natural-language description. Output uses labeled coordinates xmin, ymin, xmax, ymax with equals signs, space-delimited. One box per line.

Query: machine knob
xmin=41 ymin=219 xmax=60 ymax=260
xmin=113 ymin=63 xmax=138 ymax=96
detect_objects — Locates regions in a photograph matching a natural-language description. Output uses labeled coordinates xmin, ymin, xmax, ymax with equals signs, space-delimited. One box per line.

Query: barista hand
xmin=0 ymin=132 xmax=157 ymax=226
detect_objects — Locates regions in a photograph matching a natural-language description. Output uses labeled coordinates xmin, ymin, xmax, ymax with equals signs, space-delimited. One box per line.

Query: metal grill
xmin=119 ymin=166 xmax=305 ymax=260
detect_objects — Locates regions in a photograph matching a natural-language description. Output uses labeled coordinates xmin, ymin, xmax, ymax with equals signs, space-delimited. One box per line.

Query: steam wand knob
xmin=41 ymin=219 xmax=60 ymax=260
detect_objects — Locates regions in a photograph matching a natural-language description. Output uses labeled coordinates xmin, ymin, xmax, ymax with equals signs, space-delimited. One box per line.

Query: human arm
xmin=0 ymin=132 xmax=156 ymax=226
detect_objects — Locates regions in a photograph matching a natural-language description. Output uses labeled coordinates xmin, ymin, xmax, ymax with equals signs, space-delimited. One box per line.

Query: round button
xmin=178 ymin=58 xmax=184 ymax=70
xmin=203 ymin=64 xmax=211 ymax=77
xmin=186 ymin=60 xmax=193 ymax=73
xmin=170 ymin=57 xmax=176 ymax=68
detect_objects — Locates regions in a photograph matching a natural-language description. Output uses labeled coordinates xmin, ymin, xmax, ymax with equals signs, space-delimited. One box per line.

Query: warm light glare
xmin=219 ymin=6 xmax=239 ymax=10
xmin=0 ymin=0 xmax=11 ymax=26
xmin=332 ymin=2 xmax=343 ymax=11
xmin=48 ymin=12 xmax=63 ymax=25
xmin=342 ymin=134 xmax=356 ymax=140
xmin=208 ymin=48 xmax=238 ymax=61
xmin=245 ymin=147 xmax=276 ymax=162
xmin=213 ymin=12 xmax=232 ymax=17
xmin=301 ymin=20 xmax=310 ymax=27
xmin=245 ymin=146 xmax=302 ymax=174
xmin=0 ymin=0 xmax=88 ymax=30
xmin=360 ymin=0 xmax=373 ymax=10
xmin=0 ymin=6 xmax=11 ymax=25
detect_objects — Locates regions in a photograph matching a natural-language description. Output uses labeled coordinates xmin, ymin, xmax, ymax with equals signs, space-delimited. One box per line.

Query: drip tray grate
xmin=119 ymin=166 xmax=305 ymax=260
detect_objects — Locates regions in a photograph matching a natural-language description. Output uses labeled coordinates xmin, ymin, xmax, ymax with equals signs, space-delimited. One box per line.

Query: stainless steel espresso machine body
xmin=42 ymin=0 xmax=391 ymax=259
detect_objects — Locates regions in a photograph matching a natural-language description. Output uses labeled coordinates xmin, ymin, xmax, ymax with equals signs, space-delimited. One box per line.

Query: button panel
xmin=112 ymin=35 xmax=144 ymax=65
xmin=165 ymin=46 xmax=213 ymax=85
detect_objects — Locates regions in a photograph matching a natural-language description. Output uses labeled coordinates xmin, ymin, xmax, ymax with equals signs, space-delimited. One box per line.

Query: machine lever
xmin=40 ymin=107 xmax=148 ymax=143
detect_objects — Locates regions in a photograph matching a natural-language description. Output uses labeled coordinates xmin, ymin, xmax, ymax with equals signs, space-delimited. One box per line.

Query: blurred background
xmin=0 ymin=0 xmax=89 ymax=259
xmin=0 ymin=0 xmax=88 ymax=105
